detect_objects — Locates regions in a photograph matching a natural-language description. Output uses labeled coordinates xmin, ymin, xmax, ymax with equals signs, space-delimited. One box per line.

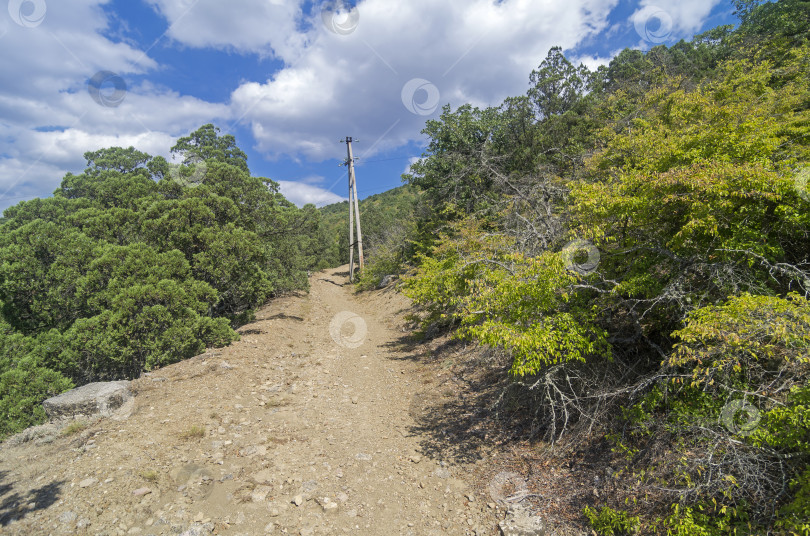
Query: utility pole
xmin=342 ymin=137 xmax=364 ymax=282
xmin=348 ymin=155 xmax=355 ymax=282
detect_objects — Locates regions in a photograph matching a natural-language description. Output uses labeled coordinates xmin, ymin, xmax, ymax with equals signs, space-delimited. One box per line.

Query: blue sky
xmin=0 ymin=0 xmax=738 ymax=211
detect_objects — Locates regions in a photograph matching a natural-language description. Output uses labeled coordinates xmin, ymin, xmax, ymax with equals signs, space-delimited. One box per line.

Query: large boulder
xmin=42 ymin=381 xmax=132 ymax=419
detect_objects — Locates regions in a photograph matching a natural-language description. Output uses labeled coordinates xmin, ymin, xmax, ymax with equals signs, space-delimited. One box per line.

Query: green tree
xmin=0 ymin=123 xmax=321 ymax=439
xmin=170 ymin=124 xmax=249 ymax=173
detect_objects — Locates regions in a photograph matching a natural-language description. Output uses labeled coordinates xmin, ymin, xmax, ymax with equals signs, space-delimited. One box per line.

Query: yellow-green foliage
xmin=571 ymin=53 xmax=810 ymax=306
xmin=403 ymin=220 xmax=512 ymax=329
xmin=670 ymin=293 xmax=810 ymax=384
xmin=656 ymin=505 xmax=721 ymax=536
xmin=777 ymin=468 xmax=810 ymax=535
xmin=405 ymin=220 xmax=610 ymax=376
xmin=402 ymin=8 xmax=810 ymax=533
xmin=460 ymin=251 xmax=610 ymax=376
xmin=584 ymin=505 xmax=640 ymax=535
xmin=751 ymin=386 xmax=810 ymax=452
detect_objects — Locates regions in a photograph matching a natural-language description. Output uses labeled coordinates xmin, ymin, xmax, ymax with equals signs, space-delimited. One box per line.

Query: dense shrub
xmin=0 ymin=125 xmax=326 ymax=439
xmin=402 ymin=1 xmax=810 ymax=531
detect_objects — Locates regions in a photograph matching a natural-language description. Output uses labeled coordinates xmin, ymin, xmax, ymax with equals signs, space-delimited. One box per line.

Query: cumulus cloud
xmin=229 ymin=0 xmax=621 ymax=161
xmin=403 ymin=156 xmax=421 ymax=176
xmin=631 ymin=0 xmax=724 ymax=46
xmin=146 ymin=0 xmax=309 ymax=60
xmin=573 ymin=54 xmax=614 ymax=72
xmin=276 ymin=180 xmax=347 ymax=207
xmin=0 ymin=1 xmax=234 ymax=210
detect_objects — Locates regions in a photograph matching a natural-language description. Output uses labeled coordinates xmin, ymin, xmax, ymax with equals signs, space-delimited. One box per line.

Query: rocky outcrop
xmin=42 ymin=381 xmax=131 ymax=419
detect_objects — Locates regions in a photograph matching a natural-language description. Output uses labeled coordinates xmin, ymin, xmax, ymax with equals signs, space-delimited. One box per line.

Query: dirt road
xmin=0 ymin=267 xmax=500 ymax=535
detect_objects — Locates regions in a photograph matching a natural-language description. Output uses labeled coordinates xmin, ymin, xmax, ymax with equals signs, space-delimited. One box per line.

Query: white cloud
xmin=0 ymin=158 xmax=66 ymax=207
xmin=276 ymin=180 xmax=346 ymax=207
xmin=573 ymin=54 xmax=613 ymax=72
xmin=299 ymin=174 xmax=327 ymax=185
xmin=403 ymin=156 xmax=421 ymax=176
xmin=631 ymin=1 xmax=723 ymax=46
xmin=0 ymin=0 xmax=156 ymax=103
xmin=146 ymin=0 xmax=308 ymax=60
xmin=229 ymin=0 xmax=621 ymax=161
xmin=0 ymin=1 xmax=233 ymax=211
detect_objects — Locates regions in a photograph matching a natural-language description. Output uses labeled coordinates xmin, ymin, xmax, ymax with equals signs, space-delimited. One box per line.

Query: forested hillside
xmin=318 ymin=184 xmax=421 ymax=286
xmin=394 ymin=0 xmax=810 ymax=533
xmin=0 ymin=125 xmax=329 ymax=439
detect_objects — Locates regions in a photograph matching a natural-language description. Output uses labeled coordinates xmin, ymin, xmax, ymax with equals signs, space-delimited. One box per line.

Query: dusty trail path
xmin=0 ymin=267 xmax=498 ymax=535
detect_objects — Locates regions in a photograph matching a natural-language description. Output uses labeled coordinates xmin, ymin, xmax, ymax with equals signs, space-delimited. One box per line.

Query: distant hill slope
xmin=318 ymin=184 xmax=421 ymax=268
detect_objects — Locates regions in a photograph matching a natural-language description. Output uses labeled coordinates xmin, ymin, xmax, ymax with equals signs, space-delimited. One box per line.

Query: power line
xmin=357 ymin=182 xmax=408 ymax=196
xmin=356 ymin=155 xmax=420 ymax=164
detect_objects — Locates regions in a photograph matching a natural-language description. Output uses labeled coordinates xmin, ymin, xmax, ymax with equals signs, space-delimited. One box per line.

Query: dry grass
xmin=266 ymin=395 xmax=290 ymax=407
xmin=61 ymin=420 xmax=89 ymax=436
xmin=179 ymin=425 xmax=206 ymax=440
xmin=139 ymin=469 xmax=158 ymax=482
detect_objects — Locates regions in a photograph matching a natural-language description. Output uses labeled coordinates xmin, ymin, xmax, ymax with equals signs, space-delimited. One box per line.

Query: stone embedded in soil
xmin=78 ymin=478 xmax=97 ymax=488
xmin=434 ymin=467 xmax=451 ymax=479
xmin=58 ymin=511 xmax=76 ymax=523
xmin=251 ymin=485 xmax=272 ymax=502
xmin=178 ymin=522 xmax=214 ymax=536
xmin=498 ymin=505 xmax=546 ymax=536
xmin=316 ymin=496 xmax=339 ymax=513
xmin=252 ymin=469 xmax=274 ymax=484
xmin=43 ymin=381 xmax=131 ymax=419
xmin=132 ymin=487 xmax=152 ymax=496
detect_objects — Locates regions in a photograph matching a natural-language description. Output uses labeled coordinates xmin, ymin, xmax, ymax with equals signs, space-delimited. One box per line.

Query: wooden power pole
xmin=343 ymin=137 xmax=364 ymax=282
